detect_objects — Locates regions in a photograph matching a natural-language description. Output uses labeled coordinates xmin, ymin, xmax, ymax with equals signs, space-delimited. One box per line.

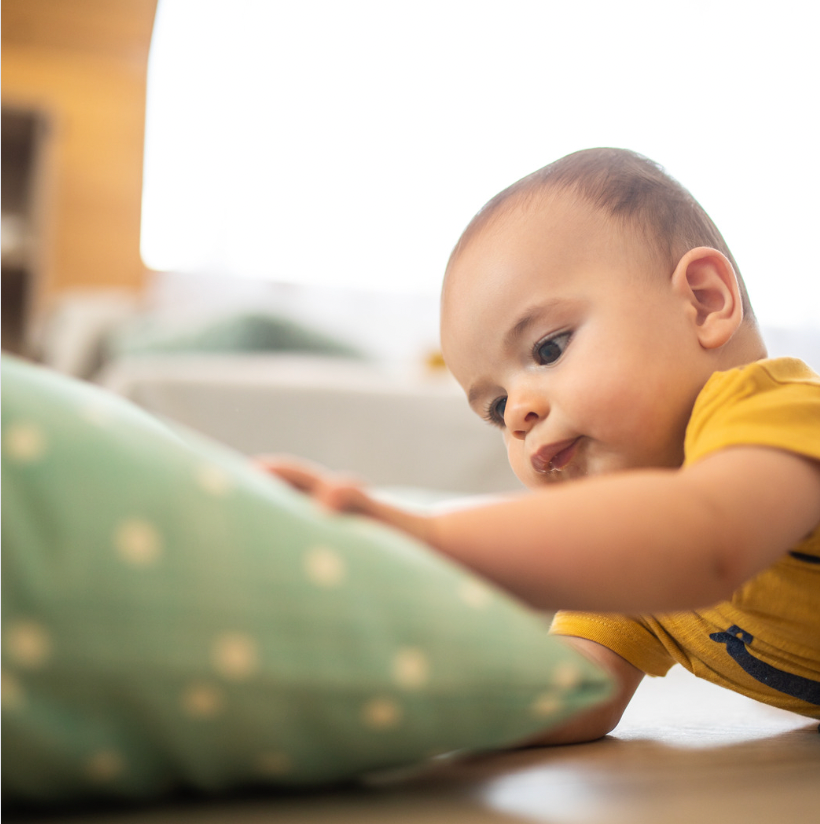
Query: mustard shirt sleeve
xmin=683 ymin=357 xmax=820 ymax=465
xmin=550 ymin=612 xmax=677 ymax=676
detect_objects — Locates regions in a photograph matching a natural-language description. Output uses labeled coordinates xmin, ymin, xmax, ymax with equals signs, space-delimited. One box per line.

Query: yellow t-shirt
xmin=551 ymin=358 xmax=820 ymax=718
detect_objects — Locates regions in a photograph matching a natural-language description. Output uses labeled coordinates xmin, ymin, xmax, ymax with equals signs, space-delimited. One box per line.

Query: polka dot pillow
xmin=2 ymin=356 xmax=612 ymax=805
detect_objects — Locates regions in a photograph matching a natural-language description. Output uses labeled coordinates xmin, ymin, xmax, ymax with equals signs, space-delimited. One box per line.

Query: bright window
xmin=142 ymin=0 xmax=819 ymax=327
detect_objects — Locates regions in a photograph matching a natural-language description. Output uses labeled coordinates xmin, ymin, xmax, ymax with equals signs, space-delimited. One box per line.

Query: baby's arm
xmin=516 ymin=637 xmax=645 ymax=745
xmin=262 ymin=446 xmax=820 ymax=615
xmin=424 ymin=446 xmax=820 ymax=613
xmin=260 ymin=457 xmax=650 ymax=745
xmin=257 ymin=457 xmax=434 ymax=541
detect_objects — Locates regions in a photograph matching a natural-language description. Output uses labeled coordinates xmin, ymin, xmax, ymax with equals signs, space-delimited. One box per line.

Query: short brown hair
xmin=448 ymin=147 xmax=754 ymax=320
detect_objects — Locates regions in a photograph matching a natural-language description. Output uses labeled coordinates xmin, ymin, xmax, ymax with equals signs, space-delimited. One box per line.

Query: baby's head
xmin=440 ymin=148 xmax=766 ymax=488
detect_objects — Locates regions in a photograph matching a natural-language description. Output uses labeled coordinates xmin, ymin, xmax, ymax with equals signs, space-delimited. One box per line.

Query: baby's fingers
xmin=254 ymin=455 xmax=327 ymax=494
xmin=313 ymin=476 xmax=370 ymax=514
xmin=255 ymin=455 xmax=368 ymax=513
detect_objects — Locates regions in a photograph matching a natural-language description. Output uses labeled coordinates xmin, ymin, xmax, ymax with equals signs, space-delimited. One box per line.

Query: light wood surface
xmin=15 ymin=666 xmax=819 ymax=823
xmin=1 ymin=0 xmax=157 ymax=308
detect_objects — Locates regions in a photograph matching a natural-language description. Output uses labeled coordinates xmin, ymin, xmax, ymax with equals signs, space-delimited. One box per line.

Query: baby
xmin=263 ymin=148 xmax=820 ymax=744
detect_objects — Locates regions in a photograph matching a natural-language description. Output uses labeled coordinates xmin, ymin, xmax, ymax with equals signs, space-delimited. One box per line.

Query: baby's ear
xmin=671 ymin=247 xmax=744 ymax=350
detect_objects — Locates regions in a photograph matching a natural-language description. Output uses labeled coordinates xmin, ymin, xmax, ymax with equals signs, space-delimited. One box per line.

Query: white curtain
xmin=142 ymin=0 xmax=820 ymax=328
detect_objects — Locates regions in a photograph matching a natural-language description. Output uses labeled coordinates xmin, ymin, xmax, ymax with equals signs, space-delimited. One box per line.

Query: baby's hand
xmin=255 ymin=456 xmax=372 ymax=515
xmin=255 ymin=455 xmax=433 ymax=546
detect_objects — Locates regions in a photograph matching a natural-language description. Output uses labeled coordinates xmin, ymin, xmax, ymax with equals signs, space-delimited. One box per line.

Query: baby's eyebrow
xmin=503 ymin=299 xmax=575 ymax=352
xmin=467 ymin=381 xmax=492 ymax=408
xmin=466 ymin=310 xmax=546 ymax=405
xmin=467 ymin=299 xmax=579 ymax=407
xmin=504 ymin=310 xmax=540 ymax=351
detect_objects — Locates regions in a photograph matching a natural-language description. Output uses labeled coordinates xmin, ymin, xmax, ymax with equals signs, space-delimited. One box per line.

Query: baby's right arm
xmin=516 ymin=637 xmax=644 ymax=745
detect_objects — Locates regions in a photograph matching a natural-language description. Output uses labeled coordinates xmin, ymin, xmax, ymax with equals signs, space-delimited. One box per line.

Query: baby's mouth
xmin=531 ymin=438 xmax=580 ymax=474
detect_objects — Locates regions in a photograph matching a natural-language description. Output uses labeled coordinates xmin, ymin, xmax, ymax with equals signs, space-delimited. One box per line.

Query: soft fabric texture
xmin=1 ymin=356 xmax=612 ymax=805
xmin=107 ymin=310 xmax=364 ymax=360
xmin=552 ymin=358 xmax=820 ymax=717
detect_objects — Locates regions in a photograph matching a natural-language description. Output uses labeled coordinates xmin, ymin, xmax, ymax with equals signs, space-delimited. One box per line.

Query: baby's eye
xmin=533 ymin=332 xmax=571 ymax=365
xmin=483 ymin=396 xmax=507 ymax=427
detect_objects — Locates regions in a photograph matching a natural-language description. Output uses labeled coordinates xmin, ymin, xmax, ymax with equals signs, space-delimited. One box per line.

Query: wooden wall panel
xmin=2 ymin=0 xmax=159 ymax=312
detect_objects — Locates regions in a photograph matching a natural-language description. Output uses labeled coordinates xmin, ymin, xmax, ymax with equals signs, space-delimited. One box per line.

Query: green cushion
xmin=107 ymin=311 xmax=364 ymax=359
xmin=1 ymin=356 xmax=612 ymax=805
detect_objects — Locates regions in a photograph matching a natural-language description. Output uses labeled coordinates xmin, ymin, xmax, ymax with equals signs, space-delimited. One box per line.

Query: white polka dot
xmin=181 ymin=683 xmax=224 ymax=718
xmin=5 ymin=621 xmax=51 ymax=668
xmin=304 ymin=546 xmax=346 ymax=588
xmin=256 ymin=751 xmax=292 ymax=777
xmin=362 ymin=698 xmax=402 ymax=730
xmin=86 ymin=750 xmax=124 ymax=782
xmin=195 ymin=464 xmax=233 ymax=496
xmin=552 ymin=661 xmax=583 ymax=689
xmin=212 ymin=632 xmax=258 ymax=680
xmin=2 ymin=671 xmax=26 ymax=710
xmin=4 ymin=422 xmax=47 ymax=463
xmin=115 ymin=519 xmax=162 ymax=566
xmin=531 ymin=691 xmax=563 ymax=718
xmin=458 ymin=579 xmax=493 ymax=609
xmin=79 ymin=403 xmax=113 ymax=427
xmin=392 ymin=648 xmax=430 ymax=690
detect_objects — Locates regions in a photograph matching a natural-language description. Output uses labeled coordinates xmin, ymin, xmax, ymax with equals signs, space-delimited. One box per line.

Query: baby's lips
xmin=531 ymin=438 xmax=580 ymax=474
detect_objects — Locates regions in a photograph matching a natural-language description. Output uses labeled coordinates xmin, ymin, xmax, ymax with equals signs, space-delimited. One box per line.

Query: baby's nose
xmin=510 ymin=411 xmax=540 ymax=440
xmin=505 ymin=388 xmax=548 ymax=439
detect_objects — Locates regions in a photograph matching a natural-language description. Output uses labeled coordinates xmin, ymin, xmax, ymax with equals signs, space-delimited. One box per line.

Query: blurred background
xmin=3 ymin=0 xmax=819 ymax=494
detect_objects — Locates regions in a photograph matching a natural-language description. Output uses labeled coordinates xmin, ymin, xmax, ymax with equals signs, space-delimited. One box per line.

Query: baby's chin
xmin=520 ymin=462 xmax=590 ymax=488
xmin=518 ymin=452 xmax=647 ymax=487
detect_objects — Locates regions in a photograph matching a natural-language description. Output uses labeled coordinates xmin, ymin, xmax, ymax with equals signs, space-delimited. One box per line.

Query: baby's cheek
xmin=591 ymin=392 xmax=680 ymax=468
xmin=583 ymin=371 xmax=644 ymax=424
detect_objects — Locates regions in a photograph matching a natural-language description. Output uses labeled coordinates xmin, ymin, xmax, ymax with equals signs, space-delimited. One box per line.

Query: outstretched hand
xmin=255 ymin=455 xmax=434 ymax=545
xmin=256 ymin=456 xmax=373 ymax=514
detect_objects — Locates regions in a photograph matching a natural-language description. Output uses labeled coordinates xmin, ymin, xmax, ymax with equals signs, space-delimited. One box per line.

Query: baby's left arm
xmin=424 ymin=446 xmax=820 ymax=613
xmin=256 ymin=456 xmax=435 ymax=541
xmin=260 ymin=447 xmax=820 ymax=614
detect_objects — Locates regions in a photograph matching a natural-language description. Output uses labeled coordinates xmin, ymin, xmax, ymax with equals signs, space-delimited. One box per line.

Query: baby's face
xmin=441 ymin=193 xmax=711 ymax=488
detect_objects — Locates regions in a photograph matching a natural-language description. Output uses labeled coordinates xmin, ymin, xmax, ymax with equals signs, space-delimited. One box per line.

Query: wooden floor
xmin=16 ymin=667 xmax=820 ymax=823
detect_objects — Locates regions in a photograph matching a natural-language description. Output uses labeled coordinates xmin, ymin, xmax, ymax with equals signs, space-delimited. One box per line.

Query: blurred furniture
xmin=1 ymin=0 xmax=157 ymax=347
xmin=98 ymin=354 xmax=520 ymax=495
xmin=1 ymin=106 xmax=49 ymax=355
